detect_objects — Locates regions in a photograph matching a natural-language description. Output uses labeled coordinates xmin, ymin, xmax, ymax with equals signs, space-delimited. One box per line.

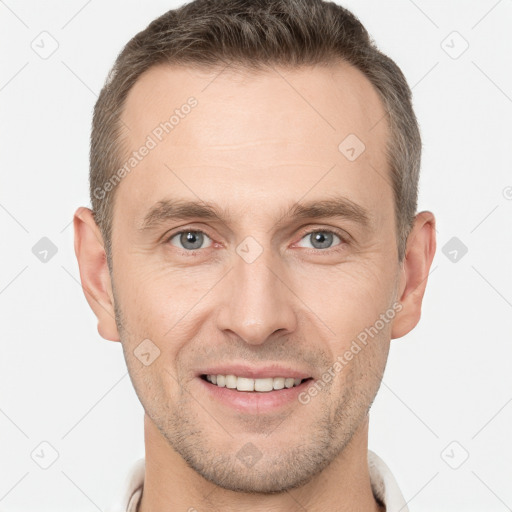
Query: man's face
xmin=110 ymin=61 xmax=400 ymax=492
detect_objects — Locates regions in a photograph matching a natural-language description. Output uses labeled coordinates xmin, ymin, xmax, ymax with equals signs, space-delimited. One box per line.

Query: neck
xmin=138 ymin=414 xmax=384 ymax=512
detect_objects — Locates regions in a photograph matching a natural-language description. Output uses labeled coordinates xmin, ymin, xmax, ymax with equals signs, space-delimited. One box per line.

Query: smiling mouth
xmin=201 ymin=374 xmax=313 ymax=392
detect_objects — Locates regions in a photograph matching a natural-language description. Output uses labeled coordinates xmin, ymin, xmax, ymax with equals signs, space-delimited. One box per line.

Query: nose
xmin=215 ymin=243 xmax=298 ymax=345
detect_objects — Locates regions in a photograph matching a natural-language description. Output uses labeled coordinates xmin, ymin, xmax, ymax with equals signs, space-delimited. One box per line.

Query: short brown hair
xmin=90 ymin=0 xmax=421 ymax=265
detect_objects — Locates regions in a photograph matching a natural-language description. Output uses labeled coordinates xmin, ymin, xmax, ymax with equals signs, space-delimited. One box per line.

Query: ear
xmin=73 ymin=207 xmax=120 ymax=342
xmin=391 ymin=211 xmax=436 ymax=340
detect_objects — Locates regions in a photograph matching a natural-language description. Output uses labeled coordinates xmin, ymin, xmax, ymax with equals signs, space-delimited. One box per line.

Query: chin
xmin=188 ymin=455 xmax=331 ymax=494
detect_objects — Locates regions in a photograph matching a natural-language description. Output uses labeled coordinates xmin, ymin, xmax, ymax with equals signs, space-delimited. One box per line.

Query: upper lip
xmin=197 ymin=364 xmax=312 ymax=380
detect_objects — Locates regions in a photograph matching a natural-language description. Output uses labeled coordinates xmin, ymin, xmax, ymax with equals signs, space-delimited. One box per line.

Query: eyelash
xmin=164 ymin=227 xmax=349 ymax=255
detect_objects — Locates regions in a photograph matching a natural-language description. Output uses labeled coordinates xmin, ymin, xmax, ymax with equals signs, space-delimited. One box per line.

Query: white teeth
xmin=285 ymin=378 xmax=295 ymax=388
xmin=225 ymin=374 xmax=237 ymax=389
xmin=236 ymin=377 xmax=254 ymax=392
xmin=205 ymin=374 xmax=306 ymax=392
xmin=273 ymin=377 xmax=285 ymax=390
xmin=254 ymin=378 xmax=274 ymax=392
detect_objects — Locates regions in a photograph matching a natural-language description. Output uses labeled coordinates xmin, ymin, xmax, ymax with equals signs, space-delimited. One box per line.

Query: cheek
xmin=124 ymin=355 xmax=174 ymax=421
xmin=115 ymin=260 xmax=207 ymax=333
xmin=327 ymin=318 xmax=391 ymax=412
xmin=291 ymin=258 xmax=396 ymax=339
xmin=114 ymin=264 xmax=214 ymax=386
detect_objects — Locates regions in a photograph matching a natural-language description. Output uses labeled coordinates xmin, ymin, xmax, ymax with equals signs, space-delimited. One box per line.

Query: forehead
xmin=121 ymin=61 xmax=387 ymax=146
xmin=114 ymin=61 xmax=391 ymax=229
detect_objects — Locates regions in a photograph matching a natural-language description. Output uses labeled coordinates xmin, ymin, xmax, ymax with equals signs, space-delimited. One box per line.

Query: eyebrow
xmin=138 ymin=195 xmax=372 ymax=232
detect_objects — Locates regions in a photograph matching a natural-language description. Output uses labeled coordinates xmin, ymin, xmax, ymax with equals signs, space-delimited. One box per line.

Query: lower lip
xmin=198 ymin=377 xmax=313 ymax=414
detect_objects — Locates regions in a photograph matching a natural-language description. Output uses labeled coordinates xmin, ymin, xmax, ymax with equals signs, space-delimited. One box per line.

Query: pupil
xmin=181 ymin=231 xmax=203 ymax=250
xmin=312 ymin=232 xmax=332 ymax=249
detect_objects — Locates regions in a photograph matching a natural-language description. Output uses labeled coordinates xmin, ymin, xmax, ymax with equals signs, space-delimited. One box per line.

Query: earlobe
xmin=73 ymin=207 xmax=121 ymax=342
xmin=391 ymin=211 xmax=436 ymax=340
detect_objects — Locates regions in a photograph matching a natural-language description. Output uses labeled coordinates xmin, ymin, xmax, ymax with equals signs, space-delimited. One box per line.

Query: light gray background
xmin=1 ymin=1 xmax=511 ymax=511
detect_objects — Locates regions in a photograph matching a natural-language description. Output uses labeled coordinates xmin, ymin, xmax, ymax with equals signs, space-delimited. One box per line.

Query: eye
xmin=296 ymin=230 xmax=343 ymax=250
xmin=168 ymin=230 xmax=213 ymax=251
